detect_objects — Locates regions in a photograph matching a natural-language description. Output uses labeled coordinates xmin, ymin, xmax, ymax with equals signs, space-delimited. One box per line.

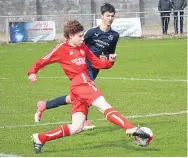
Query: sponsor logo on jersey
xmin=71 ymin=57 xmax=86 ymax=65
xmin=94 ymin=39 xmax=110 ymax=48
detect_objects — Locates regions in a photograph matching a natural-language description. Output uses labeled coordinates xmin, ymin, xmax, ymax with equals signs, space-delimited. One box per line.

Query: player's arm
xmin=28 ymin=44 xmax=62 ymax=82
xmin=84 ymin=28 xmax=93 ymax=44
xmin=104 ymin=33 xmax=119 ymax=60
xmin=109 ymin=33 xmax=119 ymax=54
xmin=99 ymin=52 xmax=108 ymax=60
xmin=84 ymin=44 xmax=116 ymax=69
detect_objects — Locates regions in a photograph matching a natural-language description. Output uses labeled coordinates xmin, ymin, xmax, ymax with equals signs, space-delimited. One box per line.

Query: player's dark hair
xmin=64 ymin=20 xmax=84 ymax=39
xmin=100 ymin=3 xmax=116 ymax=15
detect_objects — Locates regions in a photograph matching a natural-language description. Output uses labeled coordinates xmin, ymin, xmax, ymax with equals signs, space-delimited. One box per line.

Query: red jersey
xmin=28 ymin=41 xmax=114 ymax=81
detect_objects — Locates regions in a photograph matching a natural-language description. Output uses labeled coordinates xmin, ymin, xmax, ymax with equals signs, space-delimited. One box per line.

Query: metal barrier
xmin=0 ymin=10 xmax=187 ymax=43
xmin=115 ymin=10 xmax=187 ymax=37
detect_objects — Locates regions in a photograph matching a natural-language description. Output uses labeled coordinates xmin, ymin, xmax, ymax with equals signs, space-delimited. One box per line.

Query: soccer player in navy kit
xmin=35 ymin=3 xmax=120 ymax=130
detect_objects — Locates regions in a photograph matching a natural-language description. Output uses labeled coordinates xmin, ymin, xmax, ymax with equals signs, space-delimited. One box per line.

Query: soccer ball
xmin=133 ymin=127 xmax=153 ymax=147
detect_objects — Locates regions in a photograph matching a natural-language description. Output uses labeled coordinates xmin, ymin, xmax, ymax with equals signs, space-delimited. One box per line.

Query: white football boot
xmin=82 ymin=120 xmax=96 ymax=131
xmin=32 ymin=133 xmax=44 ymax=153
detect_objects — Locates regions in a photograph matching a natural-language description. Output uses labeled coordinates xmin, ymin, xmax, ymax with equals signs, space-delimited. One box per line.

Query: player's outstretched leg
xmin=35 ymin=96 xmax=96 ymax=131
xmin=32 ymin=112 xmax=85 ymax=153
xmin=34 ymin=101 xmax=46 ymax=123
xmin=34 ymin=95 xmax=69 ymax=123
xmin=92 ymin=96 xmax=150 ymax=139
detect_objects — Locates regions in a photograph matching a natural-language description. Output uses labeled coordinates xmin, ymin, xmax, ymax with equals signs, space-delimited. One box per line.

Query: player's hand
xmin=99 ymin=52 xmax=107 ymax=60
xmin=28 ymin=74 xmax=37 ymax=83
xmin=109 ymin=54 xmax=117 ymax=62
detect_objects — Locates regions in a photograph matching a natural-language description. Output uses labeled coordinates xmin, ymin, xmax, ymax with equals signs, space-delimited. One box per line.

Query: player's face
xmin=70 ymin=31 xmax=84 ymax=46
xmin=101 ymin=11 xmax=115 ymax=26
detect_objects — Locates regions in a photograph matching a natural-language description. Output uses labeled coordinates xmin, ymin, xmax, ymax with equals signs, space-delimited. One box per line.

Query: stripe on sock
xmin=112 ymin=114 xmax=125 ymax=127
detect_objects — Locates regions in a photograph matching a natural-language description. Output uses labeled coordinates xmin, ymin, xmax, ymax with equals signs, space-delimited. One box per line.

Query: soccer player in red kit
xmin=34 ymin=3 xmax=119 ymax=131
xmin=28 ymin=20 xmax=151 ymax=153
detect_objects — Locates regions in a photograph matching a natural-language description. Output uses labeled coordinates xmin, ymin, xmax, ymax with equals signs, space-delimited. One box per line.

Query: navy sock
xmin=46 ymin=95 xmax=67 ymax=109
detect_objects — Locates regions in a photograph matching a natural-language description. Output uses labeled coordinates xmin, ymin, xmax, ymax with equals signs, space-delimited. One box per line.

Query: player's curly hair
xmin=64 ymin=20 xmax=84 ymax=39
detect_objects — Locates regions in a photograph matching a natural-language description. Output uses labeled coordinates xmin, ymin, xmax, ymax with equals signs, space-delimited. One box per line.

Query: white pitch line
xmin=0 ymin=110 xmax=187 ymax=129
xmin=116 ymin=42 xmax=185 ymax=47
xmin=0 ymin=76 xmax=187 ymax=82
xmin=0 ymin=77 xmax=9 ymax=80
xmin=0 ymin=153 xmax=20 ymax=157
xmin=39 ymin=76 xmax=187 ymax=82
xmin=98 ymin=76 xmax=187 ymax=82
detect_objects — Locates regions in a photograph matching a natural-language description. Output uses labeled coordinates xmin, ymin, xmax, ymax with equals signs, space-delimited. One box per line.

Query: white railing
xmin=0 ymin=10 xmax=187 ymax=43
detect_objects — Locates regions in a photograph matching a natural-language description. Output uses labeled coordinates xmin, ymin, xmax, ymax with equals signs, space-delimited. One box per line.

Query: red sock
xmin=104 ymin=108 xmax=135 ymax=130
xmin=38 ymin=125 xmax=70 ymax=144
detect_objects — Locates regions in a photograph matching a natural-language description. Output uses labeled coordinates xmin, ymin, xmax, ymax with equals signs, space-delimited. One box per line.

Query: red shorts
xmin=70 ymin=73 xmax=102 ymax=116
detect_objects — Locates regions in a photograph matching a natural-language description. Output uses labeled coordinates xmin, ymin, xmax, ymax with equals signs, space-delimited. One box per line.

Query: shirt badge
xmin=69 ymin=51 xmax=74 ymax=55
xmin=108 ymin=35 xmax=113 ymax=40
xmin=94 ymin=33 xmax=99 ymax=37
xmin=80 ymin=49 xmax=85 ymax=55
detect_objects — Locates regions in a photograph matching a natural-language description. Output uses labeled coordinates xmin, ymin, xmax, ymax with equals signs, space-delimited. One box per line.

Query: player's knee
xmin=92 ymin=96 xmax=112 ymax=113
xmin=70 ymin=122 xmax=84 ymax=134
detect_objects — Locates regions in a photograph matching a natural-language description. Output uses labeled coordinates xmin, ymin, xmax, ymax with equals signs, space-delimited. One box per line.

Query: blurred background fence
xmin=0 ymin=0 xmax=187 ymax=42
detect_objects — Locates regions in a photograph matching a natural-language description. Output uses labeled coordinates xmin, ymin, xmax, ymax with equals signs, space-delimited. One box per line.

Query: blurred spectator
xmin=171 ymin=0 xmax=187 ymax=34
xmin=158 ymin=0 xmax=172 ymax=35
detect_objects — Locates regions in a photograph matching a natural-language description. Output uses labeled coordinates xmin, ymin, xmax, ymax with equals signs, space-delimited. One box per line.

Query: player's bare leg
xmin=34 ymin=101 xmax=46 ymax=123
xmin=92 ymin=96 xmax=150 ymax=139
xmin=35 ymin=95 xmax=95 ymax=130
xmin=34 ymin=96 xmax=71 ymax=123
xmin=32 ymin=112 xmax=86 ymax=153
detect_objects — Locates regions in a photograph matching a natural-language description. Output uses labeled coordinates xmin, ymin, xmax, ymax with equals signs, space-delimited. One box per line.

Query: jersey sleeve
xmin=83 ymin=44 xmax=114 ymax=69
xmin=110 ymin=33 xmax=119 ymax=54
xmin=84 ymin=28 xmax=93 ymax=45
xmin=28 ymin=44 xmax=62 ymax=76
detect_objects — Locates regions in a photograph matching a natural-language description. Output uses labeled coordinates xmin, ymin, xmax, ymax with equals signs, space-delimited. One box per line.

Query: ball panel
xmin=133 ymin=127 xmax=153 ymax=147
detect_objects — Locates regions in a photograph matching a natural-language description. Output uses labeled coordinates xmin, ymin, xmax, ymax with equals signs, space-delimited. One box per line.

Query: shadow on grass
xmin=42 ymin=138 xmax=160 ymax=155
xmin=33 ymin=125 xmax=160 ymax=156
xmin=83 ymin=125 xmax=120 ymax=136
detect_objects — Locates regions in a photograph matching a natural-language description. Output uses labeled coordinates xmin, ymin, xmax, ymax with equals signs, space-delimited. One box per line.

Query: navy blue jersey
xmin=84 ymin=26 xmax=119 ymax=81
xmin=84 ymin=26 xmax=119 ymax=58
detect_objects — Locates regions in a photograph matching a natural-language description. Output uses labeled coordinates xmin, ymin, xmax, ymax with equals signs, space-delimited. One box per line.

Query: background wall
xmin=0 ymin=0 xmax=159 ymax=16
xmin=0 ymin=0 xmax=187 ymax=41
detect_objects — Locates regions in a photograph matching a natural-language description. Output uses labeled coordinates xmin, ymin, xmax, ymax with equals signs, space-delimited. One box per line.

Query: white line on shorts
xmin=0 ymin=110 xmax=187 ymax=129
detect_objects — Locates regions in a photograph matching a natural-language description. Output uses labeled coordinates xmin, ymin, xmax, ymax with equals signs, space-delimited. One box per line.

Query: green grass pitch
xmin=0 ymin=38 xmax=187 ymax=157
